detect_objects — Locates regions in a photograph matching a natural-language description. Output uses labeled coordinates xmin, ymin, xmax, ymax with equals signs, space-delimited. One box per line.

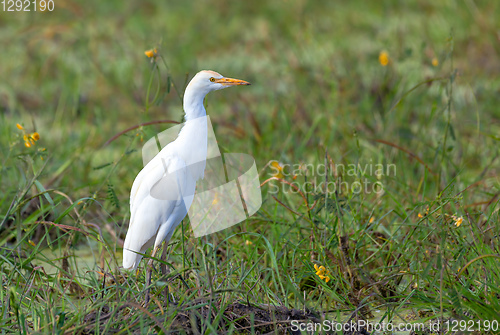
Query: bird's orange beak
xmin=215 ymin=77 xmax=251 ymax=86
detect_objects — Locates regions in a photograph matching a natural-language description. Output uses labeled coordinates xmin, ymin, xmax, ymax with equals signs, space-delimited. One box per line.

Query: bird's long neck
xmin=179 ymin=83 xmax=209 ymax=140
xmin=182 ymin=81 xmax=210 ymax=121
xmin=176 ymin=83 xmax=209 ymax=179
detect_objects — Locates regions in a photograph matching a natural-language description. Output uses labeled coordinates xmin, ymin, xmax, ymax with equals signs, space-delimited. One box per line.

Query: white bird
xmin=122 ymin=70 xmax=250 ymax=301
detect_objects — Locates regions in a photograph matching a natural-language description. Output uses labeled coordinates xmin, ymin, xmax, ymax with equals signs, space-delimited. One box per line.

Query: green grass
xmin=1 ymin=0 xmax=500 ymax=333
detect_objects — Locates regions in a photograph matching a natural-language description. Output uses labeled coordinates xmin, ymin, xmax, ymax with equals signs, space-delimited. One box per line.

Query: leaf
xmin=107 ymin=183 xmax=120 ymax=209
xmin=93 ymin=162 xmax=113 ymax=170
xmin=449 ymin=286 xmax=462 ymax=313
xmin=34 ymin=180 xmax=55 ymax=206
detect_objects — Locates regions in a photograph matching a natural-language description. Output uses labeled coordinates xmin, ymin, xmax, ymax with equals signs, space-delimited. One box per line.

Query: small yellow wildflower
xmin=270 ymin=161 xmax=285 ymax=179
xmin=369 ymin=217 xmax=375 ymax=223
xmin=379 ymin=51 xmax=389 ymax=66
xmin=452 ymin=215 xmax=463 ymax=227
xmin=418 ymin=207 xmax=430 ymax=218
xmin=245 ymin=240 xmax=253 ymax=246
xmin=431 ymin=57 xmax=439 ymax=67
xmin=144 ymin=48 xmax=158 ymax=58
xmin=314 ymin=264 xmax=331 ymax=283
xmin=18 ymin=125 xmax=41 ymax=148
xmin=24 ymin=133 xmax=39 ymax=147
xmin=28 ymin=240 xmax=36 ymax=247
xmin=212 ymin=192 xmax=219 ymax=205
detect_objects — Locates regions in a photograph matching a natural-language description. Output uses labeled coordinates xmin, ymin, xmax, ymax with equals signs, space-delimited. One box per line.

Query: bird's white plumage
xmin=123 ymin=153 xmax=192 ymax=269
xmin=122 ymin=70 xmax=250 ymax=270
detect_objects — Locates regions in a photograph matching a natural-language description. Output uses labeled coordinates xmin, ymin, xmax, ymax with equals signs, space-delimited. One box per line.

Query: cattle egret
xmin=122 ymin=70 xmax=250 ymax=303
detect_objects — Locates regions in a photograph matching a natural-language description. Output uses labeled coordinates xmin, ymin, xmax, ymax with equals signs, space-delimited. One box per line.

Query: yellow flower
xmin=418 ymin=207 xmax=430 ymax=218
xmin=212 ymin=192 xmax=219 ymax=205
xmin=144 ymin=48 xmax=158 ymax=58
xmin=452 ymin=215 xmax=463 ymax=227
xmin=369 ymin=217 xmax=375 ymax=223
xmin=270 ymin=161 xmax=285 ymax=179
xmin=314 ymin=264 xmax=331 ymax=283
xmin=318 ymin=274 xmax=330 ymax=283
xmin=379 ymin=51 xmax=389 ymax=66
xmin=22 ymin=131 xmax=40 ymax=148
xmin=431 ymin=57 xmax=439 ymax=67
xmin=245 ymin=240 xmax=253 ymax=246
xmin=16 ymin=123 xmax=24 ymax=130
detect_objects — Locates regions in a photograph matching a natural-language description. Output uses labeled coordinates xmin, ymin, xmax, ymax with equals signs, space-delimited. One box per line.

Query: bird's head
xmin=183 ymin=70 xmax=250 ymax=119
xmin=188 ymin=70 xmax=251 ymax=94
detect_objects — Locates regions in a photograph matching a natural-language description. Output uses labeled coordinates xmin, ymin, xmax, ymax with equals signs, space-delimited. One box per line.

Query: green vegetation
xmin=1 ymin=0 xmax=499 ymax=333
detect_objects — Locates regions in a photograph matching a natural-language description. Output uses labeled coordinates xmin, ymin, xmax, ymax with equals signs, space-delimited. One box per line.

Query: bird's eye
xmin=209 ymin=77 xmax=216 ymax=82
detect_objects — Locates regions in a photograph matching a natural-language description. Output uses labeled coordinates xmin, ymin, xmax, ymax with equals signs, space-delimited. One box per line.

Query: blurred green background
xmin=1 ymin=0 xmax=500 ymax=332
xmin=2 ymin=0 xmax=499 ymax=198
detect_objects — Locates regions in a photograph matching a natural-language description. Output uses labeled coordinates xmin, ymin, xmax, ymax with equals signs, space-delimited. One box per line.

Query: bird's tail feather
xmin=122 ymin=227 xmax=155 ymax=270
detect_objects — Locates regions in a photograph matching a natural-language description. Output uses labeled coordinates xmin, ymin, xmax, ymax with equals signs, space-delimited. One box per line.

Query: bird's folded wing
xmin=128 ymin=154 xmax=189 ymax=227
xmin=123 ymin=155 xmax=189 ymax=269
